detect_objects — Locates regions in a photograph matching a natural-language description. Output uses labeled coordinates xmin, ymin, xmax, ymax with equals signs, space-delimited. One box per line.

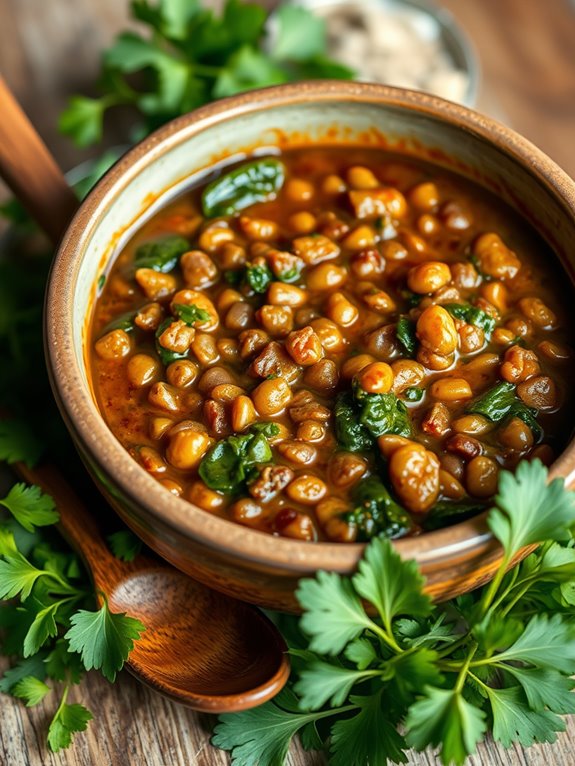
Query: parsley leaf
xmin=405 ymin=686 xmax=487 ymax=766
xmin=65 ymin=602 xmax=146 ymax=682
xmin=485 ymin=686 xmax=563 ymax=748
xmin=490 ymin=613 xmax=575 ymax=674
xmin=501 ymin=667 xmax=575 ymax=714
xmin=12 ymin=675 xmax=51 ymax=707
xmin=0 ymin=653 xmax=47 ymax=694
xmin=0 ymin=552 xmax=49 ymax=600
xmin=271 ymin=4 xmax=326 ymax=61
xmin=23 ymin=601 xmax=61 ymax=657
xmin=0 ymin=484 xmax=59 ymax=532
xmin=295 ymin=661 xmax=377 ymax=710
xmin=47 ymin=697 xmax=93 ymax=752
xmin=107 ymin=530 xmax=143 ymax=562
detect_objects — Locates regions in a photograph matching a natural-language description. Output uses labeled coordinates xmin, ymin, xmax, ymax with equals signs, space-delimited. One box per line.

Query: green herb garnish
xmin=396 ymin=316 xmax=417 ymax=356
xmin=198 ymin=423 xmax=279 ymax=493
xmin=134 ymin=235 xmax=189 ymax=273
xmin=173 ymin=303 xmax=210 ymax=325
xmin=345 ymin=477 xmax=411 ymax=541
xmin=334 ymin=382 xmax=411 ymax=452
xmin=214 ymin=460 xmax=575 ymax=766
xmin=467 ymin=381 xmax=541 ymax=439
xmin=245 ymin=262 xmax=274 ymax=294
xmin=444 ymin=302 xmax=496 ymax=339
xmin=202 ymin=158 xmax=286 ymax=218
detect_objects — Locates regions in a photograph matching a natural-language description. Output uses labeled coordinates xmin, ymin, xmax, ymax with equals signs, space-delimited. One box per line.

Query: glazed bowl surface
xmin=46 ymin=81 xmax=575 ymax=611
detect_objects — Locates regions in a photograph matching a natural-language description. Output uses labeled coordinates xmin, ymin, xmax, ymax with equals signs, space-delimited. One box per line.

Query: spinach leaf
xmin=199 ymin=423 xmax=279 ymax=494
xmin=423 ymin=500 xmax=486 ymax=531
xmin=396 ymin=316 xmax=417 ymax=356
xmin=334 ymin=393 xmax=373 ymax=452
xmin=345 ymin=477 xmax=411 ymax=540
xmin=201 ymin=158 xmax=285 ymax=218
xmin=154 ymin=318 xmax=188 ymax=367
xmin=102 ymin=310 xmax=136 ymax=334
xmin=173 ymin=303 xmax=210 ymax=325
xmin=467 ymin=381 xmax=542 ymax=440
xmin=444 ymin=303 xmax=496 ymax=340
xmin=245 ymin=264 xmax=273 ymax=294
xmin=134 ymin=235 xmax=189 ymax=273
xmin=353 ymin=380 xmax=412 ymax=439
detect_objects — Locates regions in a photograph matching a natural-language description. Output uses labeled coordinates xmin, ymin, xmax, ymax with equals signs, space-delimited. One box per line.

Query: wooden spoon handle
xmin=0 ymin=76 xmax=78 ymax=246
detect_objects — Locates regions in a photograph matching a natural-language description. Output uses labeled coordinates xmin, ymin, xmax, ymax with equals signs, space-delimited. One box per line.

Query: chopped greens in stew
xmin=90 ymin=147 xmax=575 ymax=542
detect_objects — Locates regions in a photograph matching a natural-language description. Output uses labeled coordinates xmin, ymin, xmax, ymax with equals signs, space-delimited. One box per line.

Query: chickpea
xmin=239 ymin=328 xmax=270 ymax=360
xmin=211 ymin=383 xmax=246 ymax=403
xmin=492 ymin=328 xmax=517 ymax=347
xmin=322 ymin=174 xmax=347 ymax=194
xmin=473 ymin=233 xmax=521 ymax=280
xmin=500 ymin=345 xmax=540 ymax=384
xmin=285 ymin=178 xmax=314 ymax=202
xmin=326 ymin=292 xmax=359 ymax=327
xmin=349 ymin=188 xmax=407 ymax=220
xmin=285 ymin=326 xmax=324 ymax=366
xmin=362 ymin=289 xmax=396 ymax=314
xmin=399 ymin=229 xmax=428 ymax=256
xmin=277 ymin=440 xmax=317 ymax=465
xmin=303 ymin=358 xmax=339 ymax=391
xmin=341 ymin=354 xmax=375 ymax=379
xmin=417 ymin=214 xmax=441 ymax=237
xmin=417 ymin=347 xmax=453 ymax=371
xmin=377 ymin=434 xmax=413 ymax=458
xmin=317 ymin=499 xmax=357 ymax=542
xmin=286 ymin=475 xmax=328 ymax=505
xmin=350 ymin=248 xmax=386 ymax=278
xmin=439 ymin=469 xmax=465 ymax=500
xmin=391 ymin=359 xmax=425 ymax=393
xmin=357 ymin=361 xmax=394 ymax=394
xmin=409 ymin=181 xmax=440 ymax=211
xmin=407 ymin=261 xmax=451 ymax=294
xmin=197 ymin=366 xmax=236 ymax=394
xmin=450 ymin=262 xmax=480 ymax=291
xmin=518 ymin=297 xmax=558 ymax=329
xmin=231 ymin=395 xmax=257 ymax=432
xmin=166 ymin=428 xmax=212 ymax=470
xmin=347 ymin=165 xmax=379 ymax=189
xmin=188 ymin=481 xmax=225 ymax=511
xmin=309 ymin=318 xmax=346 ymax=352
xmin=230 ymin=498 xmax=269 ymax=527
xmin=171 ymin=289 xmax=218 ymax=331
xmin=498 ymin=416 xmax=534 ymax=451
xmin=538 ymin=340 xmax=571 ymax=362
xmin=440 ymin=453 xmax=465 ymax=481
xmin=252 ymin=377 xmax=292 ymax=416
xmin=268 ymin=282 xmax=308 ymax=307
xmin=95 ymin=329 xmax=132 ymax=360
xmin=430 ymin=377 xmax=472 ymax=402
xmin=451 ymin=414 xmax=492 ymax=436
xmin=297 ymin=420 xmax=326 ymax=442
xmin=505 ymin=316 xmax=533 ymax=341
xmin=275 ymin=509 xmax=317 ymax=541
xmin=191 ymin=333 xmax=220 ymax=366
xmin=380 ymin=240 xmax=408 ymax=261
xmin=238 ymin=215 xmax=278 ymax=241
xmin=328 ymin=453 xmax=367 ymax=488
xmin=219 ymin=242 xmax=247 ymax=270
xmin=466 ymin=456 xmax=499 ymax=498
xmin=198 ymin=221 xmax=234 ymax=252
xmin=217 ymin=337 xmax=239 ymax=363
xmin=364 ymin=324 xmax=401 ymax=361
xmin=440 ymin=200 xmax=472 ymax=230
xmin=126 ymin=353 xmax=160 ymax=387
xmin=135 ymin=302 xmax=163 ymax=331
xmin=458 ymin=323 xmax=485 ymax=355
xmin=166 ymin=359 xmax=199 ymax=388
xmin=256 ymin=305 xmax=293 ymax=338
xmin=289 ymin=211 xmax=317 ymax=234
xmin=160 ymin=479 xmax=183 ymax=496
xmin=224 ymin=302 xmax=254 ymax=331
xmin=293 ymin=231 xmax=341 ymax=264
xmin=306 ymin=263 xmax=348 ymax=291
xmin=342 ymin=225 xmax=377 ymax=251
xmin=389 ymin=443 xmax=440 ymax=513
xmin=137 ymin=446 xmax=166 ymax=474
xmin=135 ymin=268 xmax=177 ymax=300
xmin=180 ymin=250 xmax=218 ymax=288
xmin=416 ymin=305 xmax=458 ymax=356
xmin=480 ymin=281 xmax=508 ymax=313
xmin=149 ymin=416 xmax=174 ymax=440
xmin=158 ymin=320 xmax=195 ymax=354
xmin=217 ymin=288 xmax=243 ymax=314
xmin=148 ymin=382 xmax=182 ymax=412
xmin=517 ymin=375 xmax=558 ymax=410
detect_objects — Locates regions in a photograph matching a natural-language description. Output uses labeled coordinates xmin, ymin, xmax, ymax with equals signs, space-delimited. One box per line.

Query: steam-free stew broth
xmin=91 ymin=148 xmax=575 ymax=542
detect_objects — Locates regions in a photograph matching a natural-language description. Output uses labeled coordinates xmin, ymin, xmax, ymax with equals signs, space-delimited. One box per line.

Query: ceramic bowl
xmin=46 ymin=82 xmax=575 ymax=612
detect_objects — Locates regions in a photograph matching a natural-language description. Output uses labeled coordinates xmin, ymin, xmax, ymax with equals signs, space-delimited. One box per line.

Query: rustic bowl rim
xmin=46 ymin=80 xmax=575 ymax=574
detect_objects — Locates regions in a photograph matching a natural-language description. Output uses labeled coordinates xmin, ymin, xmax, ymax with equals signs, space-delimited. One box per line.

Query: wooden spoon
xmin=17 ymin=462 xmax=290 ymax=712
xmin=0 ymin=76 xmax=290 ymax=710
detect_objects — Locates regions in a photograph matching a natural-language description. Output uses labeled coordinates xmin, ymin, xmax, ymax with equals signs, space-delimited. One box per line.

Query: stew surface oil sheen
xmin=91 ymin=148 xmax=575 ymax=543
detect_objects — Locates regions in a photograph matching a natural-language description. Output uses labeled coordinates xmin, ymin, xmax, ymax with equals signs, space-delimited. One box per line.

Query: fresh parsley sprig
xmin=0 ymin=481 xmax=145 ymax=751
xmin=58 ymin=0 xmax=354 ymax=148
xmin=214 ymin=460 xmax=575 ymax=766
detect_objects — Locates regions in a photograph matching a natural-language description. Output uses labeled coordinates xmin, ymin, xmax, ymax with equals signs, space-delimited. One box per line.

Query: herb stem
xmin=455 ymin=642 xmax=478 ymax=693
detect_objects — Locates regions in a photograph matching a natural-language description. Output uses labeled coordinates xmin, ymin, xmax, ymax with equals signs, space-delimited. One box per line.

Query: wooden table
xmin=1 ymin=1 xmax=575 ymax=764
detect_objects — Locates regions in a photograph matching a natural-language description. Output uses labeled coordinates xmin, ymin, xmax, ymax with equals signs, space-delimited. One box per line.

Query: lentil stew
xmin=90 ymin=147 xmax=575 ymax=543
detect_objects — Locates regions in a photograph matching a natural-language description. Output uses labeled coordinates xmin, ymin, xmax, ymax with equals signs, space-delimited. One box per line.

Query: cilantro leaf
xmin=0 ymin=553 xmax=48 ymax=600
xmin=48 ymin=699 xmax=93 ymax=752
xmin=12 ymin=675 xmax=51 ymax=706
xmin=330 ymin=693 xmax=407 ymax=766
xmin=272 ymin=5 xmax=326 ymax=62
xmin=173 ymin=302 xmax=211 ymax=326
xmin=406 ymin=686 xmax=487 ymax=766
xmin=485 ymin=685 xmax=564 ymax=747
xmin=0 ymin=653 xmax=47 ymax=694
xmin=212 ymin=687 xmax=321 ymax=766
xmin=45 ymin=638 xmax=85 ymax=684
xmin=294 ymin=661 xmax=376 ymax=710
xmin=297 ymin=571 xmax=374 ymax=655
xmin=65 ymin=602 xmax=146 ymax=682
xmin=0 ymin=419 xmax=43 ymax=467
xmin=214 ymin=45 xmax=287 ymax=98
xmin=107 ymin=530 xmax=143 ymax=562
xmin=352 ymin=537 xmax=432 ymax=632
xmin=23 ymin=601 xmax=61 ymax=657
xmin=491 ymin=613 xmax=575 ymax=674
xmin=488 ymin=460 xmax=575 ymax=557
xmin=58 ymin=96 xmax=111 ymax=147
xmin=0 ymin=484 xmax=59 ymax=532
xmin=344 ymin=637 xmax=377 ymax=670
xmin=501 ymin=667 xmax=575 ymax=714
